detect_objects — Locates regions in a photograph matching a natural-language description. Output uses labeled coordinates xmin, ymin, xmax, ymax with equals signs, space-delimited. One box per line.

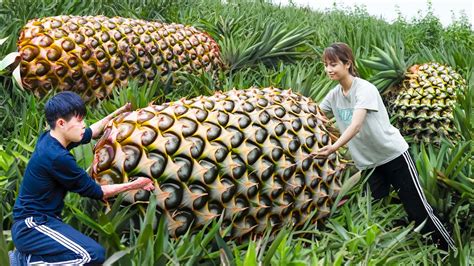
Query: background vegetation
xmin=0 ymin=0 xmax=472 ymax=265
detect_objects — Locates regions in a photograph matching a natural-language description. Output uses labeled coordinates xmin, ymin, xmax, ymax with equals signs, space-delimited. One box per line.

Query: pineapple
xmin=362 ymin=45 xmax=467 ymax=142
xmin=17 ymin=15 xmax=223 ymax=101
xmin=91 ymin=87 xmax=346 ymax=239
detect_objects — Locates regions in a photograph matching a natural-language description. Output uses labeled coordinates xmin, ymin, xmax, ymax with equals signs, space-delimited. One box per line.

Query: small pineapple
xmin=17 ymin=15 xmax=223 ymax=101
xmin=91 ymin=87 xmax=346 ymax=239
xmin=362 ymin=45 xmax=466 ymax=142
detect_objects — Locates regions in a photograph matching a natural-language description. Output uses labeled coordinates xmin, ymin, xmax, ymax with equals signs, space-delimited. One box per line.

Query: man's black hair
xmin=45 ymin=91 xmax=87 ymax=129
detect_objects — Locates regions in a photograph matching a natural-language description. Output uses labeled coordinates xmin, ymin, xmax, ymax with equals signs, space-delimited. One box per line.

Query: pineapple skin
xmin=18 ymin=15 xmax=223 ymax=102
xmin=392 ymin=63 xmax=466 ymax=142
xmin=91 ymin=87 xmax=346 ymax=239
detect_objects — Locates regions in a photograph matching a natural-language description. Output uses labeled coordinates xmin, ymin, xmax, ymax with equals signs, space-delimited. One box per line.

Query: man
xmin=10 ymin=91 xmax=155 ymax=265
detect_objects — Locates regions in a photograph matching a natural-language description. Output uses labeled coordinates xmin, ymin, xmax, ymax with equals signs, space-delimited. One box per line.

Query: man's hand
xmin=101 ymin=177 xmax=155 ymax=199
xmin=313 ymin=144 xmax=337 ymax=158
xmin=130 ymin=177 xmax=155 ymax=191
xmin=91 ymin=103 xmax=132 ymax=138
xmin=110 ymin=102 xmax=132 ymax=117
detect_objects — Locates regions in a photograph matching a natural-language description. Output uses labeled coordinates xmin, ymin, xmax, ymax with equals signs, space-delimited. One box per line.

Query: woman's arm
xmin=90 ymin=103 xmax=131 ymax=139
xmin=101 ymin=177 xmax=154 ymax=199
xmin=316 ymin=108 xmax=367 ymax=156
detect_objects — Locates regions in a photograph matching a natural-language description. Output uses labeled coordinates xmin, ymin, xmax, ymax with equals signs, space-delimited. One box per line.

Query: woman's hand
xmin=314 ymin=144 xmax=337 ymax=157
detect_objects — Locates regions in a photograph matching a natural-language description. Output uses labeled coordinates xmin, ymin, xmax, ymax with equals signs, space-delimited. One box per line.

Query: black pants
xmin=365 ymin=150 xmax=456 ymax=251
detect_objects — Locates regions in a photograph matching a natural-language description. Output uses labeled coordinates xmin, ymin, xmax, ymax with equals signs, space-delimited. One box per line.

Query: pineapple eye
xmin=237 ymin=113 xmax=251 ymax=129
xmin=35 ymin=61 xmax=50 ymax=76
xmin=101 ymin=32 xmax=110 ymax=42
xmin=274 ymin=107 xmax=286 ymax=118
xmin=193 ymin=108 xmax=208 ymax=122
xmin=220 ymin=178 xmax=235 ymax=203
xmin=173 ymin=104 xmax=188 ymax=117
xmin=291 ymin=104 xmax=301 ymax=114
xmin=291 ymin=118 xmax=302 ymax=131
xmin=38 ymin=35 xmax=54 ymax=47
xmin=254 ymin=127 xmax=268 ymax=144
xmin=246 ymin=145 xmax=261 ymax=165
xmin=189 ymin=136 xmax=204 ymax=158
xmin=217 ymin=111 xmax=229 ymax=127
xmin=21 ymin=45 xmax=39 ymax=62
xmin=96 ymin=168 xmax=122 ymax=185
xmin=201 ymin=160 xmax=218 ymax=184
xmin=46 ymin=46 xmax=61 ymax=61
xmin=149 ymin=152 xmax=167 ymax=179
xmin=175 ymin=156 xmax=192 ymax=182
xmin=116 ymin=122 xmax=135 ymax=142
xmin=163 ymin=133 xmax=180 ymax=155
xmin=258 ymin=110 xmax=270 ymax=124
xmin=230 ymin=155 xmax=246 ymax=179
xmin=243 ymin=102 xmax=255 ymax=112
xmin=179 ymin=118 xmax=198 ymax=137
xmin=189 ymin=184 xmax=208 ymax=210
xmin=123 ymin=145 xmax=141 ymax=172
xmin=160 ymin=182 xmax=183 ymax=209
xmin=51 ymin=19 xmax=62 ymax=28
xmin=157 ymin=114 xmax=174 ymax=131
xmin=223 ymin=100 xmax=235 ymax=112
xmin=97 ymin=145 xmax=114 ymax=170
xmin=234 ymin=197 xmax=250 ymax=221
xmin=141 ymin=126 xmax=157 ymax=146
xmin=230 ymin=128 xmax=244 ymax=148
xmin=172 ymin=210 xmax=194 ymax=237
xmin=260 ymin=158 xmax=275 ymax=181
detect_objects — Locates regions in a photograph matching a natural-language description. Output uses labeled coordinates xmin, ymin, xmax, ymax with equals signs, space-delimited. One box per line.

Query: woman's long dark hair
xmin=322 ymin=42 xmax=359 ymax=77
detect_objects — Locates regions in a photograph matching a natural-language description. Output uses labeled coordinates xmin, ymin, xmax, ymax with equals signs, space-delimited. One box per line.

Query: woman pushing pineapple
xmin=9 ymin=92 xmax=154 ymax=265
xmin=314 ymin=42 xmax=455 ymax=251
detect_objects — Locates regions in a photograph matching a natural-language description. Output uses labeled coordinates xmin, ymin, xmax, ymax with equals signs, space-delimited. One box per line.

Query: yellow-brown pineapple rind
xmin=18 ymin=15 xmax=223 ymax=102
xmin=92 ymin=87 xmax=346 ymax=239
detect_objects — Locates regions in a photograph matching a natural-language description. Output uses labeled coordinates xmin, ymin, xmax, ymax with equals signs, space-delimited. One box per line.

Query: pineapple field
xmin=0 ymin=0 xmax=472 ymax=265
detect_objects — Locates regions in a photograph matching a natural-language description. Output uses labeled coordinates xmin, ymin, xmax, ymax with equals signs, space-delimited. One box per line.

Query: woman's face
xmin=324 ymin=59 xmax=351 ymax=81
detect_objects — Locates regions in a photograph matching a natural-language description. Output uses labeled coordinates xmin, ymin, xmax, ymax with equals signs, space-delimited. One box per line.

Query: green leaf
xmin=262 ymin=227 xmax=289 ymax=266
xmin=243 ymin=241 xmax=258 ymax=266
xmin=215 ymin=233 xmax=235 ymax=266
xmin=13 ymin=139 xmax=34 ymax=153
xmin=103 ymin=246 xmax=136 ymax=266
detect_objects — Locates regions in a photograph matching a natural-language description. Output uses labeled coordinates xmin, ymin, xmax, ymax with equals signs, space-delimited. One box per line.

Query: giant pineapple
xmin=91 ymin=87 xmax=346 ymax=239
xmin=362 ymin=45 xmax=466 ymax=142
xmin=16 ymin=15 xmax=223 ymax=101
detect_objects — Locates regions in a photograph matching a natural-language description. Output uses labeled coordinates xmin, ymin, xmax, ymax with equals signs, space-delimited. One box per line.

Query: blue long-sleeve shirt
xmin=13 ymin=128 xmax=103 ymax=222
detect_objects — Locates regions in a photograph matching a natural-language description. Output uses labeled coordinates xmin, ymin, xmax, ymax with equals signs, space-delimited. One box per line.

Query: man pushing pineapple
xmin=10 ymin=92 xmax=154 ymax=265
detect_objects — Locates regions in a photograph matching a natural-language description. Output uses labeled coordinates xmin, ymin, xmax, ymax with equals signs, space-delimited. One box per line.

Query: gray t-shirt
xmin=320 ymin=77 xmax=408 ymax=170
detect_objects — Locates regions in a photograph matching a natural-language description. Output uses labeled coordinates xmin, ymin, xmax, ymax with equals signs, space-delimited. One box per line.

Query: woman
xmin=315 ymin=42 xmax=455 ymax=251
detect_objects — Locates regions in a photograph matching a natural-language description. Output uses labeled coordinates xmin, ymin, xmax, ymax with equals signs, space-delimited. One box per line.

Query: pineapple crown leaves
xmin=215 ymin=20 xmax=315 ymax=72
xmin=361 ymin=41 xmax=416 ymax=93
xmin=197 ymin=15 xmax=245 ymax=40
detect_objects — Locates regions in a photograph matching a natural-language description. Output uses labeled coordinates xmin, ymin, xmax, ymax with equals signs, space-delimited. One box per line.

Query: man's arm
xmin=101 ymin=177 xmax=154 ymax=199
xmin=315 ymin=108 xmax=367 ymax=156
xmin=90 ymin=103 xmax=131 ymax=139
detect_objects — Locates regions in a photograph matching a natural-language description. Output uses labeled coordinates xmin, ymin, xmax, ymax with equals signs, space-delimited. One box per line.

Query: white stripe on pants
xmin=25 ymin=217 xmax=91 ymax=264
xmin=401 ymin=151 xmax=456 ymax=250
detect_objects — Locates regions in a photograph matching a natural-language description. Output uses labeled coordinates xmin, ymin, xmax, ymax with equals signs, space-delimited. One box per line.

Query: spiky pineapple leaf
xmin=219 ymin=21 xmax=314 ymax=71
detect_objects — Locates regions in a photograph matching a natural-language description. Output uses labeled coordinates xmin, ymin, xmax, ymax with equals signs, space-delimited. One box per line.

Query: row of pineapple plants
xmin=0 ymin=0 xmax=472 ymax=265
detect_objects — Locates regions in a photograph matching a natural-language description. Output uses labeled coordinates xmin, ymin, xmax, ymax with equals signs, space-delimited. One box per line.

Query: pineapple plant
xmin=12 ymin=15 xmax=223 ymax=102
xmin=91 ymin=87 xmax=346 ymax=239
xmin=361 ymin=44 xmax=467 ymax=143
